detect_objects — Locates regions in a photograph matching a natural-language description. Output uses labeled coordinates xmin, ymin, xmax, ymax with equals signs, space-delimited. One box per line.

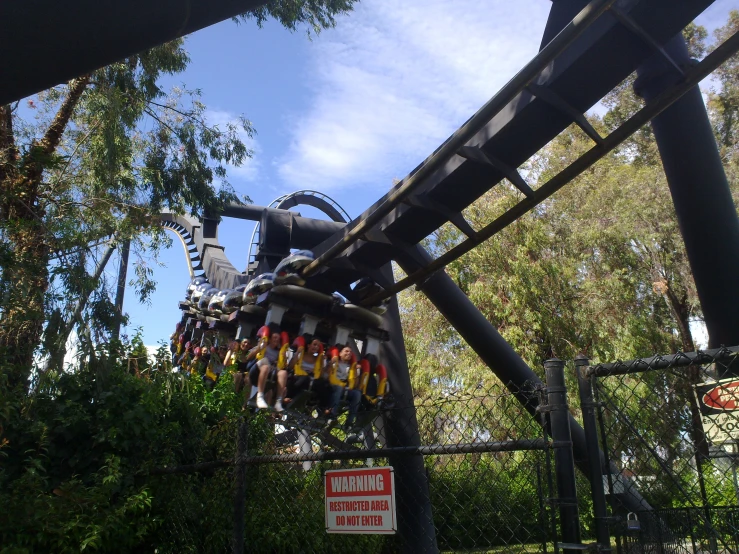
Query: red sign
xmin=702 ymin=380 xmax=739 ymax=411
xmin=695 ymin=378 xmax=739 ymax=444
xmin=325 ymin=467 xmax=396 ymax=534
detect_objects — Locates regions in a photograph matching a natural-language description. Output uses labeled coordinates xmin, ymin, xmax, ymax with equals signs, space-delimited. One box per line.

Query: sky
xmin=112 ymin=0 xmax=739 ymax=350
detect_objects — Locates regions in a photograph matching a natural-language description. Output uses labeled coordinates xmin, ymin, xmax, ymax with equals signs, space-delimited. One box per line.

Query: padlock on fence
xmin=626 ymin=512 xmax=640 ymax=531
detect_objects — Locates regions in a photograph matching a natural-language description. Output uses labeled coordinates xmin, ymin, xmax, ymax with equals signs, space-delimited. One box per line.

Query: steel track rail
xmin=300 ymin=0 xmax=618 ymax=278
xmin=362 ymin=28 xmax=739 ymax=305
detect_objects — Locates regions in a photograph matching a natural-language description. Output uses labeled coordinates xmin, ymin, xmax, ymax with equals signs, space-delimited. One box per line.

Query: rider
xmin=286 ymin=335 xmax=331 ymax=409
xmin=188 ymin=346 xmax=205 ymax=376
xmin=327 ymin=345 xmax=362 ymax=429
xmin=204 ymin=344 xmax=228 ymax=390
xmin=254 ymin=325 xmax=288 ymax=412
xmin=169 ymin=323 xmax=184 ymax=365
xmin=177 ymin=341 xmax=193 ymax=373
xmin=226 ymin=339 xmax=255 ymax=404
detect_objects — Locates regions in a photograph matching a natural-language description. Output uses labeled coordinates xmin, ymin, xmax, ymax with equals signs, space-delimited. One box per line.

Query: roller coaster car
xmin=198 ymin=287 xmax=220 ymax=312
xmin=352 ymin=277 xmax=389 ymax=315
xmin=242 ymin=273 xmax=274 ymax=305
xmin=207 ymin=289 xmax=230 ymax=316
xmin=222 ymin=284 xmax=249 ymax=314
xmin=185 ymin=276 xmax=209 ymax=301
xmin=274 ymin=250 xmax=314 ymax=287
xmin=190 ymin=282 xmax=212 ymax=307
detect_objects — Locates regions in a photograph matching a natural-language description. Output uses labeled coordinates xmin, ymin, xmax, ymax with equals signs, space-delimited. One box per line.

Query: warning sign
xmin=694 ymin=378 xmax=739 ymax=444
xmin=325 ymin=467 xmax=396 ymax=534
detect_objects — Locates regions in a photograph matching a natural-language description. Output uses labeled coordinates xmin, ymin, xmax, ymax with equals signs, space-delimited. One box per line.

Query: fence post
xmin=232 ymin=416 xmax=248 ymax=554
xmin=575 ymin=354 xmax=612 ymax=553
xmin=544 ymin=357 xmax=582 ymax=552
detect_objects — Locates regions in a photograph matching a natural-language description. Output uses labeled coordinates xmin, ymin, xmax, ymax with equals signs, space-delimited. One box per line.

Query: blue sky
xmin=115 ymin=0 xmax=739 ymax=349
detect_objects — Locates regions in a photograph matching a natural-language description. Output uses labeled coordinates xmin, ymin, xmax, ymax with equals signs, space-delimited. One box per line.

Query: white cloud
xmin=277 ymin=0 xmax=550 ymax=192
xmin=205 ymin=109 xmax=261 ymax=183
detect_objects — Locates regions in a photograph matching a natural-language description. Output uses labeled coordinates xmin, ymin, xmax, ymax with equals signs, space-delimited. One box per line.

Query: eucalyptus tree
xmin=0 ymin=0 xmax=357 ymax=395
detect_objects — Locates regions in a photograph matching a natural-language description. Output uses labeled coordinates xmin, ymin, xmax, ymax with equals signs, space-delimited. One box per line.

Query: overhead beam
xmin=303 ymin=0 xmax=716 ymax=293
xmin=0 ymin=0 xmax=271 ymax=104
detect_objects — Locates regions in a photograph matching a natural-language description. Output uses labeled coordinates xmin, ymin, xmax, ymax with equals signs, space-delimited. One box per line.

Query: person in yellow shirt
xmin=327 ymin=345 xmax=362 ymax=429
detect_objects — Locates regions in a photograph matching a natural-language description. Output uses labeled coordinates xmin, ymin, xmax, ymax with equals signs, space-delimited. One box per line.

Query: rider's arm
xmin=288 ymin=347 xmax=303 ymax=370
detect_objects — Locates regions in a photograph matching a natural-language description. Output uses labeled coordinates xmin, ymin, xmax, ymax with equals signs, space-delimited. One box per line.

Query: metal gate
xmin=580 ymin=347 xmax=739 ymax=554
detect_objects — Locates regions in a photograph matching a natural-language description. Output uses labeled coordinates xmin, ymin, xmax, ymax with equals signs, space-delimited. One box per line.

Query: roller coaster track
xmin=159 ymin=213 xmax=249 ymax=289
xmin=246 ymin=190 xmax=350 ymax=274
xmin=158 ymin=0 xmax=737 ymax=303
xmin=298 ymin=0 xmax=732 ymax=296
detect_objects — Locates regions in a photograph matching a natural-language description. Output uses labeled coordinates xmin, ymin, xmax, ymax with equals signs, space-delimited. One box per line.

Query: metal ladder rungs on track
xmin=457 ymin=146 xmax=535 ymax=199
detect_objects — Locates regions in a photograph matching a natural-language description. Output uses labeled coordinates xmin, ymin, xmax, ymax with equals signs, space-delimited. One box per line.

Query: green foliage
xmin=236 ymin=0 xmax=357 ymax=35
xmin=0 ymin=348 xmax=262 ymax=553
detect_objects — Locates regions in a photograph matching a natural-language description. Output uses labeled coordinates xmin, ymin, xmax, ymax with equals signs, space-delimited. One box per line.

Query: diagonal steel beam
xmin=300 ymin=0 xmax=618 ymax=278
xmin=363 ymin=27 xmax=739 ymax=305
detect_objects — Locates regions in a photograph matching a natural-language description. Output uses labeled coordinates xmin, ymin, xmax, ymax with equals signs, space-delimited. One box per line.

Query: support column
xmin=395 ymin=245 xmax=652 ymax=514
xmin=635 ymin=34 xmax=739 ymax=348
xmin=379 ymin=264 xmax=438 ymax=553
xmin=544 ymin=358 xmax=581 ymax=552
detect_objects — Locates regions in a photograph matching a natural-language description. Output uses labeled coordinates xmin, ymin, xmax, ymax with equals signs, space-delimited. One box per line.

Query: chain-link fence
xmin=234 ymin=380 xmax=562 ymax=553
xmin=141 ymin=378 xmax=584 ymax=553
xmin=135 ymin=346 xmax=739 ymax=553
xmin=583 ymin=346 xmax=739 ymax=554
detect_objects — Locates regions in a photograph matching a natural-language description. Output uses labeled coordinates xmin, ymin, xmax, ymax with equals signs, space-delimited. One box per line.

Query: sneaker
xmin=346 ymin=431 xmax=365 ymax=444
xmin=256 ymin=393 xmax=269 ymax=409
xmin=274 ymin=398 xmax=284 ymax=413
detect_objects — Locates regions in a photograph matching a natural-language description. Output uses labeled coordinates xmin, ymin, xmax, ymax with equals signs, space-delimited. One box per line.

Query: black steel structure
xmin=0 ymin=0 xmax=272 ymax=105
xmin=10 ymin=0 xmax=739 ymax=551
xmin=635 ymin=34 xmax=739 ymax=349
xmin=151 ymin=0 xmax=739 ymax=548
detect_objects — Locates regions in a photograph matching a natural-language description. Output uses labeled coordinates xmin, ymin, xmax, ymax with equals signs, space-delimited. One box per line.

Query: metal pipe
xmin=589 ymin=346 xmax=739 ymax=377
xmin=575 ymin=355 xmax=612 ymax=552
xmin=221 ymin=203 xmax=283 ymax=221
xmin=365 ymin=28 xmax=739 ymax=305
xmin=635 ymin=34 xmax=739 ymax=350
xmin=301 ymin=0 xmax=617 ymax=278
xmin=241 ymin=439 xmax=550 ymax=465
xmin=544 ymin=358 xmax=582 ymax=551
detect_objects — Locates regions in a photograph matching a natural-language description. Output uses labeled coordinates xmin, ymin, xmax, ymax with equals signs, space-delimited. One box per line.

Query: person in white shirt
xmin=255 ymin=329 xmax=288 ymax=412
xmin=285 ymin=335 xmax=332 ymax=410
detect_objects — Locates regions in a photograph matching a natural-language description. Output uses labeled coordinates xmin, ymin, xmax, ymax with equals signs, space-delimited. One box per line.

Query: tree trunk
xmin=0 ymin=77 xmax=89 ymax=394
xmin=0 ymin=218 xmax=50 ymax=392
xmin=662 ymin=285 xmax=711 ymax=501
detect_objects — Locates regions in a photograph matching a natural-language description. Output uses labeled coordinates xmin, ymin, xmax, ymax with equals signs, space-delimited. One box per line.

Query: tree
xmin=0 ymin=0 xmax=357 ymax=396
